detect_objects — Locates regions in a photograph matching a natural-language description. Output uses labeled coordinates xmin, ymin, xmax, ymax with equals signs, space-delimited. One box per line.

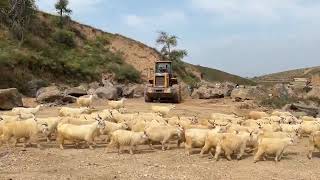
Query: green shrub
xmin=173 ymin=60 xmax=200 ymax=88
xmin=23 ymin=34 xmax=48 ymax=50
xmin=52 ymin=29 xmax=75 ymax=47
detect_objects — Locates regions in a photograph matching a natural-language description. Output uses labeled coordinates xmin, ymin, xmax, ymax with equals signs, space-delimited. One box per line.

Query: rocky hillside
xmin=253 ymin=66 xmax=320 ymax=85
xmin=0 ymin=12 xmax=254 ymax=95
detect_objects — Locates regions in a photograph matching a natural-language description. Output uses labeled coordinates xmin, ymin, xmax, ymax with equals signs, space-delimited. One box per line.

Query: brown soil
xmin=1 ymin=98 xmax=320 ymax=180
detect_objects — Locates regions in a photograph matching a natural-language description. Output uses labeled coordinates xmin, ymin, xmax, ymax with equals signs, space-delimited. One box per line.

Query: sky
xmin=37 ymin=0 xmax=320 ymax=77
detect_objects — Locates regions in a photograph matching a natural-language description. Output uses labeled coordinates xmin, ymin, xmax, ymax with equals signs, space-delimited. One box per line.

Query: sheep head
xmin=96 ymin=116 xmax=106 ymax=130
xmin=40 ymin=123 xmax=49 ymax=135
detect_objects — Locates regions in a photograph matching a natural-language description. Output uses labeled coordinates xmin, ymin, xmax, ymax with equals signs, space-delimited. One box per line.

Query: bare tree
xmin=0 ymin=0 xmax=36 ymax=44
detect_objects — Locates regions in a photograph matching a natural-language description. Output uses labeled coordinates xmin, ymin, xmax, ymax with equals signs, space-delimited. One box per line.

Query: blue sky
xmin=37 ymin=0 xmax=320 ymax=77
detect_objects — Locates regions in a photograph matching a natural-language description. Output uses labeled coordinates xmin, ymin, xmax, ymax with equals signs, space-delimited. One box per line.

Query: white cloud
xmin=123 ymin=10 xmax=187 ymax=29
xmin=125 ymin=15 xmax=145 ymax=27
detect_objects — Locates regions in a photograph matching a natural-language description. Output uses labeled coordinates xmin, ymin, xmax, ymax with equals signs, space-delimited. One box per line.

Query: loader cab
xmin=155 ymin=61 xmax=172 ymax=75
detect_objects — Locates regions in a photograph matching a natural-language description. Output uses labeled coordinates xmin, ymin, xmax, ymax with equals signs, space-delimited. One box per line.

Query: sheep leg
xmin=225 ymin=151 xmax=232 ymax=161
xmin=278 ymin=149 xmax=285 ymax=161
xmin=31 ymin=135 xmax=42 ymax=149
xmin=177 ymin=139 xmax=183 ymax=148
xmin=308 ymin=145 xmax=315 ymax=159
xmin=253 ymin=149 xmax=264 ymax=163
xmin=209 ymin=148 xmax=216 ymax=159
xmin=149 ymin=143 xmax=155 ymax=150
xmin=237 ymin=145 xmax=246 ymax=160
xmin=12 ymin=138 xmax=18 ymax=147
xmin=214 ymin=145 xmax=222 ymax=161
xmin=200 ymin=143 xmax=210 ymax=157
xmin=23 ymin=137 xmax=30 ymax=148
xmin=58 ymin=138 xmax=65 ymax=150
xmin=46 ymin=133 xmax=51 ymax=143
xmin=116 ymin=144 xmax=121 ymax=154
xmin=161 ymin=140 xmax=168 ymax=151
xmin=184 ymin=140 xmax=192 ymax=156
xmin=2 ymin=135 xmax=12 ymax=148
xmin=84 ymin=136 xmax=94 ymax=150
xmin=129 ymin=145 xmax=134 ymax=155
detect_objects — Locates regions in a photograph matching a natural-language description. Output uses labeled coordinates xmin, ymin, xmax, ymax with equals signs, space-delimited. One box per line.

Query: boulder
xmin=0 ymin=88 xmax=23 ymax=110
xmin=180 ymin=84 xmax=191 ymax=100
xmin=125 ymin=84 xmax=146 ymax=98
xmin=285 ymin=103 xmax=319 ymax=117
xmin=36 ymin=86 xmax=78 ymax=104
xmin=94 ymin=86 xmax=118 ymax=100
xmin=132 ymin=84 xmax=145 ymax=98
xmin=25 ymin=79 xmax=49 ymax=97
xmin=65 ymin=87 xmax=87 ymax=97
xmin=192 ymin=82 xmax=235 ymax=99
xmin=231 ymin=86 xmax=268 ymax=101
xmin=36 ymin=86 xmax=63 ymax=103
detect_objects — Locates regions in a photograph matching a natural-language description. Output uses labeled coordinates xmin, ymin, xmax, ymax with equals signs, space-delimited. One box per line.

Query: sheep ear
xmin=0 ymin=117 xmax=3 ymax=121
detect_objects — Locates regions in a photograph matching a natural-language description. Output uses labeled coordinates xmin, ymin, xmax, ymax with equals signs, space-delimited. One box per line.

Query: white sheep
xmin=167 ymin=116 xmax=198 ymax=129
xmin=57 ymin=117 xmax=105 ymax=150
xmin=12 ymin=105 xmax=42 ymax=115
xmin=301 ymin=116 xmax=316 ymax=122
xmin=108 ymin=130 xmax=149 ymax=155
xmin=145 ymin=125 xmax=184 ymax=150
xmin=100 ymin=121 xmax=129 ymax=140
xmin=258 ymin=131 xmax=299 ymax=140
xmin=77 ymin=95 xmax=94 ymax=108
xmin=280 ymin=124 xmax=301 ymax=133
xmin=248 ymin=111 xmax=268 ymax=120
xmin=300 ymin=121 xmax=320 ymax=136
xmin=108 ymin=98 xmax=126 ymax=110
xmin=0 ymin=118 xmax=49 ymax=148
xmin=257 ymin=122 xmax=281 ymax=132
xmin=151 ymin=104 xmax=175 ymax=117
xmin=59 ymin=117 xmax=96 ymax=126
xmin=200 ymin=129 xmax=223 ymax=157
xmin=214 ymin=131 xmax=253 ymax=161
xmin=109 ymin=109 xmax=138 ymax=123
xmin=36 ymin=117 xmax=60 ymax=142
xmin=59 ymin=107 xmax=90 ymax=117
xmin=254 ymin=137 xmax=294 ymax=162
xmin=184 ymin=127 xmax=224 ymax=155
xmin=308 ymin=131 xmax=320 ymax=159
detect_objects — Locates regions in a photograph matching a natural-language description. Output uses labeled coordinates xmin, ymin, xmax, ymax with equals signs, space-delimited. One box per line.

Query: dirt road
xmin=1 ymin=98 xmax=320 ymax=180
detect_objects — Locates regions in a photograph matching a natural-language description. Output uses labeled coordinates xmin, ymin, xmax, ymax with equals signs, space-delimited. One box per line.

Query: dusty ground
xmin=1 ymin=98 xmax=320 ymax=180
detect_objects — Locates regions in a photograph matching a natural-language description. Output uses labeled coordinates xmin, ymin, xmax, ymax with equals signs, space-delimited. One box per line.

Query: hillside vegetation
xmin=254 ymin=66 xmax=320 ymax=84
xmin=195 ymin=65 xmax=256 ymax=85
xmin=0 ymin=11 xmax=254 ymax=94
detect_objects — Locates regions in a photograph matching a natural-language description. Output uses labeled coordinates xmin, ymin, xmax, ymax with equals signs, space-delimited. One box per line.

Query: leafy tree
xmin=55 ymin=0 xmax=72 ymax=28
xmin=156 ymin=31 xmax=188 ymax=61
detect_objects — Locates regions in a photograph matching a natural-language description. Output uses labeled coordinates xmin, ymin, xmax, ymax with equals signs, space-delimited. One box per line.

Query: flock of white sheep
xmin=1 ymin=95 xmax=320 ymax=163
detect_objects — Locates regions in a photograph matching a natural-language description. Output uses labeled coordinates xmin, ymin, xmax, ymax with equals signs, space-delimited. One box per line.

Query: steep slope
xmin=0 ymin=11 xmax=254 ymax=94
